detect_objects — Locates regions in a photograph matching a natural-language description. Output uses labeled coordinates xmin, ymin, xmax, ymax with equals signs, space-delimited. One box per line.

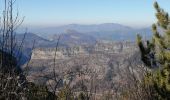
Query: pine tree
xmin=137 ymin=2 xmax=170 ymax=99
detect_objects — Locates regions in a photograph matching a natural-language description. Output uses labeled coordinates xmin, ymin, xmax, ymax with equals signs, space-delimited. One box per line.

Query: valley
xmin=24 ymin=40 xmax=143 ymax=98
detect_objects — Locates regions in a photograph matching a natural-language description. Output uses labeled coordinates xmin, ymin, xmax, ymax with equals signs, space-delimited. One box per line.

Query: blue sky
xmin=1 ymin=0 xmax=170 ymax=28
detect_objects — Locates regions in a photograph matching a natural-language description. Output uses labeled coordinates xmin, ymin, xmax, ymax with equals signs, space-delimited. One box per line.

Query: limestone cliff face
xmin=31 ymin=47 xmax=86 ymax=60
xmin=31 ymin=49 xmax=65 ymax=60
xmin=94 ymin=41 xmax=137 ymax=53
xmin=31 ymin=41 xmax=137 ymax=60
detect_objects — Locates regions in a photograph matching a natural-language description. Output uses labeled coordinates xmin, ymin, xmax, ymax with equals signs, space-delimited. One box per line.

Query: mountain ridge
xmin=27 ymin=23 xmax=151 ymax=41
xmin=28 ymin=23 xmax=136 ymax=35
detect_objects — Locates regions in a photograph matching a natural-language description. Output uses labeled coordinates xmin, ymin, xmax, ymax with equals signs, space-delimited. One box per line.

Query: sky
xmin=1 ymin=0 xmax=170 ymax=28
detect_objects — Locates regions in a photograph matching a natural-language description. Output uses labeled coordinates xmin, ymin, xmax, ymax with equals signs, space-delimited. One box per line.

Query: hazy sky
xmin=1 ymin=0 xmax=170 ymax=28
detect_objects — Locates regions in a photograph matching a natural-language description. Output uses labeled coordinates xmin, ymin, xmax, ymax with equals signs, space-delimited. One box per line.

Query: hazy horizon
xmin=1 ymin=0 xmax=170 ymax=29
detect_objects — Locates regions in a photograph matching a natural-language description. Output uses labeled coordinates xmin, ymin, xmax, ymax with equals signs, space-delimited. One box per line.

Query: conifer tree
xmin=137 ymin=2 xmax=170 ymax=99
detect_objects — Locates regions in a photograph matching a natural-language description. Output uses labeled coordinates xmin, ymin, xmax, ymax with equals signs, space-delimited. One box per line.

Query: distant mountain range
xmin=29 ymin=23 xmax=152 ymax=41
xmin=15 ymin=23 xmax=153 ymax=48
xmin=29 ymin=23 xmax=131 ymax=34
xmin=14 ymin=23 xmax=154 ymax=49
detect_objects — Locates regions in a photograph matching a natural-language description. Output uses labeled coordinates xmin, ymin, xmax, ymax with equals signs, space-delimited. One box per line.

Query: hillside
xmin=51 ymin=29 xmax=96 ymax=46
